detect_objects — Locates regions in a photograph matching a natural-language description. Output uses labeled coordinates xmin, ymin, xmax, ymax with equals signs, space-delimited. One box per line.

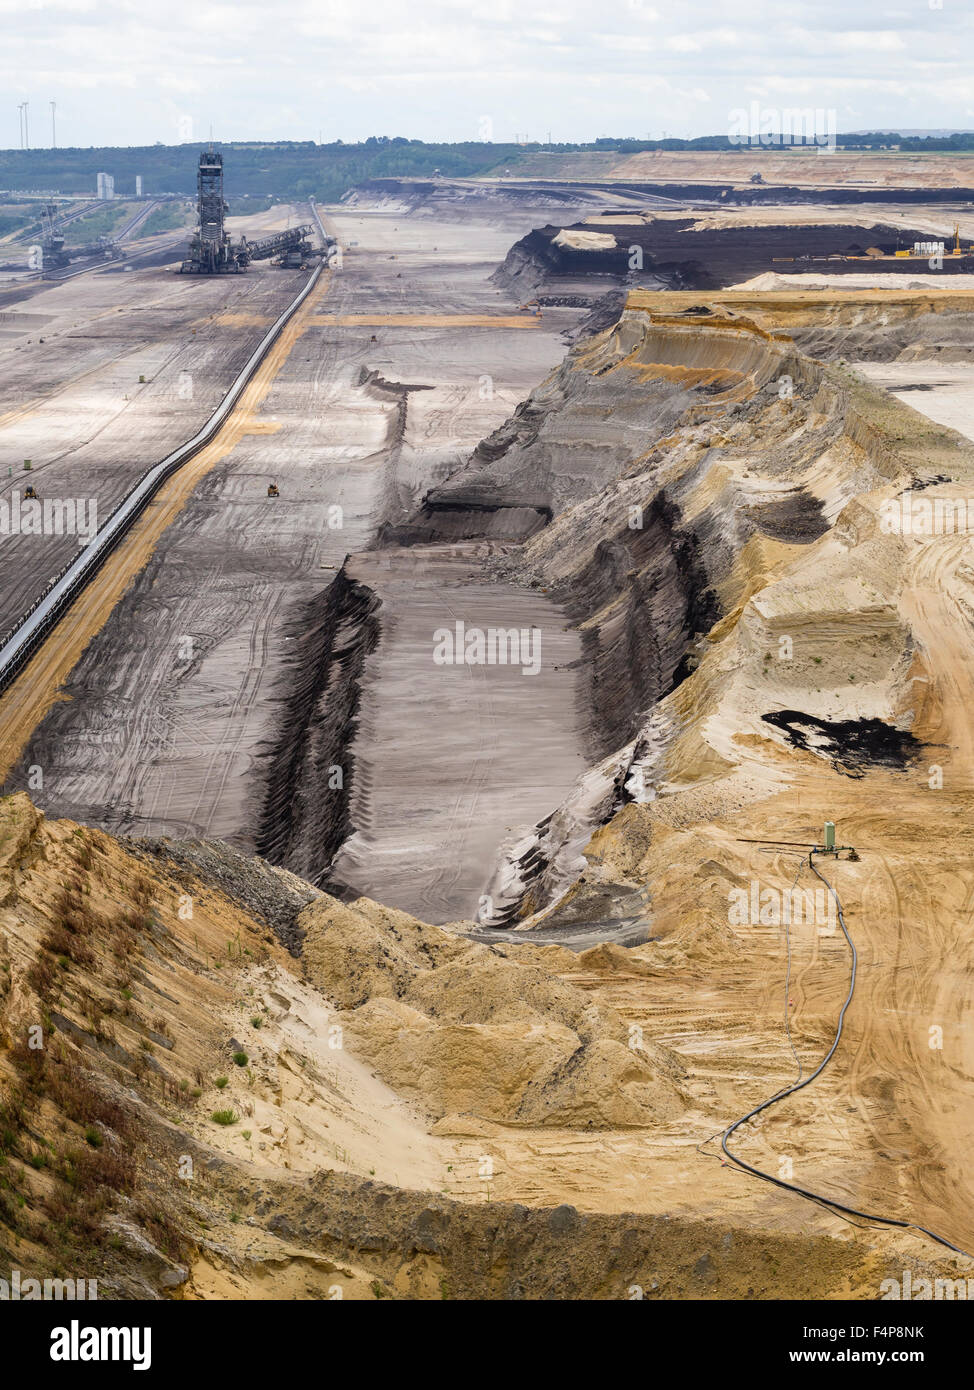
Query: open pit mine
xmin=2 ymin=154 xmax=974 ymax=1307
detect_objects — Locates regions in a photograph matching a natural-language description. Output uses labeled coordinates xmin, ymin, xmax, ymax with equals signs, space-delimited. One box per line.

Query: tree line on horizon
xmin=1 ymin=132 xmax=971 ymax=202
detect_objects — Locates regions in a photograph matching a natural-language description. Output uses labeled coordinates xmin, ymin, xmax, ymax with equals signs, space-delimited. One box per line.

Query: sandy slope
xmin=464 ymin=291 xmax=974 ymax=1264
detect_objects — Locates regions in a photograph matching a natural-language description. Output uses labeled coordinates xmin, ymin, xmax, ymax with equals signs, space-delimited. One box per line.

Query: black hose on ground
xmin=720 ymin=850 xmax=973 ymax=1261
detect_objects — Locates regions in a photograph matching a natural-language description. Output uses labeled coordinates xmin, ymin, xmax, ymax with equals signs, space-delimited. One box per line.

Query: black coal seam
xmin=556 ymin=491 xmax=720 ymax=762
xmin=416 ymin=499 xmax=553 ymax=520
xmin=492 ymin=217 xmax=970 ymax=297
xmin=376 ymin=502 xmax=552 ymax=548
xmin=254 ymin=566 xmax=381 ymax=891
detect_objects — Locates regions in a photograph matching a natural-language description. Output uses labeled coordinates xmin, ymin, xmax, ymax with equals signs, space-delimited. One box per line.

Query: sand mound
xmin=571 ymin=941 xmax=657 ymax=975
xmin=515 ymin=1036 xmax=687 ymax=1127
xmin=341 ymin=998 xmax=579 ymax=1123
xmin=732 ymin=272 xmax=974 ymax=292
xmin=340 ymin=998 xmax=685 ymax=1128
xmin=301 ymin=891 xmax=688 ymax=1128
xmin=300 ymin=895 xmax=468 ymax=1009
xmin=553 ymin=228 xmax=617 ymax=252
xmin=403 ymin=952 xmax=611 ymax=1037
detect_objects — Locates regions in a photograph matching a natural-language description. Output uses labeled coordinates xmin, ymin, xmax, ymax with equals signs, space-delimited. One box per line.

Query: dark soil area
xmin=494 ymin=218 xmax=958 ymax=299
xmin=762 ymin=710 xmax=922 ymax=775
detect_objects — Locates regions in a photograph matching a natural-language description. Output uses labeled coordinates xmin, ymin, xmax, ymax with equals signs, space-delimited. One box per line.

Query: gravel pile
xmin=128 ymin=835 xmax=320 ymax=955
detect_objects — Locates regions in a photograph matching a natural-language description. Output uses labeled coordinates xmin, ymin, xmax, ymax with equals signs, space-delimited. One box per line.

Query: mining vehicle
xmin=40 ymin=202 xmax=70 ymax=269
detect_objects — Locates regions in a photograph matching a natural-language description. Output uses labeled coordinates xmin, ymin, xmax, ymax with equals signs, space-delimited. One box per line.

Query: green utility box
xmin=824 ymin=821 xmax=836 ymax=852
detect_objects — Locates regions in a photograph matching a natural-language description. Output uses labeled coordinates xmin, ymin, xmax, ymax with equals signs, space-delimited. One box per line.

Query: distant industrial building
xmin=135 ymin=175 xmax=143 ymax=197
xmin=96 ymin=172 xmax=115 ymax=201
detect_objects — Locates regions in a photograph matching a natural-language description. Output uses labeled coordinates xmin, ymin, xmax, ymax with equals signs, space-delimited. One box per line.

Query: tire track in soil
xmin=0 ymin=270 xmax=332 ymax=784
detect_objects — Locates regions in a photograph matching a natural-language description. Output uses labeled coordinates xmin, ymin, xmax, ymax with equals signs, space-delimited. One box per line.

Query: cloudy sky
xmin=3 ymin=0 xmax=973 ymax=149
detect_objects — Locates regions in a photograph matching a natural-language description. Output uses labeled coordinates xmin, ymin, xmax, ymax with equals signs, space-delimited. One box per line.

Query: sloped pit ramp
xmin=316 ymin=545 xmax=588 ymax=925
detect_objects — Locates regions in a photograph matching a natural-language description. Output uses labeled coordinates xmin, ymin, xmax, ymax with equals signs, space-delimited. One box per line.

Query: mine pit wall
xmin=237 ymin=294 xmax=934 ymax=925
xmin=491 ymin=218 xmax=957 ymax=303
xmin=254 ymin=565 xmax=380 ymax=890
xmin=504 ymin=309 xmax=836 ymax=741
xmin=379 ymin=311 xmax=796 ymax=550
xmin=448 ymin=304 xmax=925 ymax=922
xmin=356 ymin=366 xmax=439 ymax=518
xmin=554 ymin=494 xmax=721 ymax=760
xmin=784 ymin=299 xmax=974 ymax=366
xmin=410 ymin=306 xmax=821 ymax=756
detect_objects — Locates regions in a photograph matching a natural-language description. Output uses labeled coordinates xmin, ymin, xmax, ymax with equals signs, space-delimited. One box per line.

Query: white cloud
xmin=1 ymin=0 xmax=972 ymax=147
